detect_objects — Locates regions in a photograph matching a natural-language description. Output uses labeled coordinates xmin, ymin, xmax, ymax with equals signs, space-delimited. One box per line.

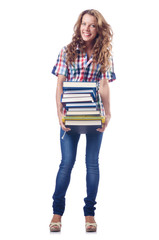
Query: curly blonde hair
xmin=66 ymin=9 xmax=113 ymax=73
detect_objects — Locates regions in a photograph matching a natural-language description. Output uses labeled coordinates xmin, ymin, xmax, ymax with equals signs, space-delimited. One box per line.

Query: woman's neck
xmin=85 ymin=42 xmax=94 ymax=60
xmin=85 ymin=41 xmax=94 ymax=52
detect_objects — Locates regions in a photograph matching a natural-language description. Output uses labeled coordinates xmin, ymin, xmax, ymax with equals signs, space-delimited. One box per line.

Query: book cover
xmin=65 ymin=120 xmax=102 ymax=134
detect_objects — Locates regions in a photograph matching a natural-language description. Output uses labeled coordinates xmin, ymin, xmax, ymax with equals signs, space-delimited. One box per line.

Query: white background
xmin=0 ymin=0 xmax=159 ymax=239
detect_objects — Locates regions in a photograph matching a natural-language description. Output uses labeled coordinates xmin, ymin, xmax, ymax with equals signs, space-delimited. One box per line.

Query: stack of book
xmin=61 ymin=81 xmax=105 ymax=134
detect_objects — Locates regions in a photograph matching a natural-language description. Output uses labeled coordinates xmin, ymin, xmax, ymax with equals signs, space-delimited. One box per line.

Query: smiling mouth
xmin=83 ymin=32 xmax=91 ymax=37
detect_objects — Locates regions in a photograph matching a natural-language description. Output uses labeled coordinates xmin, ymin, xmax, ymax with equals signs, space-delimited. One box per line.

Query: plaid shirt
xmin=52 ymin=46 xmax=116 ymax=115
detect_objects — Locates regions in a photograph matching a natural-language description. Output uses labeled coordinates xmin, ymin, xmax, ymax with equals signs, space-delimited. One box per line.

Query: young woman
xmin=50 ymin=9 xmax=116 ymax=232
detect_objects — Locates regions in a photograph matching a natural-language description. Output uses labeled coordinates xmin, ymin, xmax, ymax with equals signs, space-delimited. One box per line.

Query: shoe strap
xmin=49 ymin=222 xmax=61 ymax=227
xmin=85 ymin=222 xmax=97 ymax=227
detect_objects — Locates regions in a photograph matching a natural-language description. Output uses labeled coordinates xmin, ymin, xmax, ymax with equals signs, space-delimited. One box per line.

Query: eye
xmin=91 ymin=24 xmax=96 ymax=28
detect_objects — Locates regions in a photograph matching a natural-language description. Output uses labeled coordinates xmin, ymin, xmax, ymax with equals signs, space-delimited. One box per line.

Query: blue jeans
xmin=52 ymin=128 xmax=103 ymax=216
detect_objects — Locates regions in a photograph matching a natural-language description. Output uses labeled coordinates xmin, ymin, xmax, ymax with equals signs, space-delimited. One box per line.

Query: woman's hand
xmin=96 ymin=114 xmax=111 ymax=132
xmin=97 ymin=79 xmax=111 ymax=132
xmin=58 ymin=112 xmax=71 ymax=132
xmin=56 ymin=75 xmax=71 ymax=132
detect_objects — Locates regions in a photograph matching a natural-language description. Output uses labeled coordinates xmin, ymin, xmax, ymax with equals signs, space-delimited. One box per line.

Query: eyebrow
xmin=81 ymin=21 xmax=96 ymax=25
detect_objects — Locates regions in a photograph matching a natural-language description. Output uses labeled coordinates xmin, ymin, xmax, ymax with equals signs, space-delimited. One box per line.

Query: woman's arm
xmin=97 ymin=79 xmax=111 ymax=132
xmin=56 ymin=75 xmax=71 ymax=131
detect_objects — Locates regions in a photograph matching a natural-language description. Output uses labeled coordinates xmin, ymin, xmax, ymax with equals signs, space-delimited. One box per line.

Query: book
xmin=65 ymin=102 xmax=97 ymax=110
xmin=63 ymin=81 xmax=97 ymax=89
xmin=63 ymin=89 xmax=96 ymax=101
xmin=61 ymin=95 xmax=94 ymax=103
xmin=65 ymin=120 xmax=102 ymax=134
xmin=63 ymin=93 xmax=91 ymax=98
xmin=68 ymin=107 xmax=97 ymax=111
xmin=63 ymin=81 xmax=97 ymax=96
xmin=66 ymin=110 xmax=100 ymax=116
xmin=63 ymin=115 xmax=105 ymax=122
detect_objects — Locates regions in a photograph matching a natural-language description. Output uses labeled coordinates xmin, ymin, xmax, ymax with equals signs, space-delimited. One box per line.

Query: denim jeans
xmin=52 ymin=128 xmax=103 ymax=216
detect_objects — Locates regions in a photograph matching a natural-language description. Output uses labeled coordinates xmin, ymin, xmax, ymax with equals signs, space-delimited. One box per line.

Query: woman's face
xmin=80 ymin=14 xmax=98 ymax=46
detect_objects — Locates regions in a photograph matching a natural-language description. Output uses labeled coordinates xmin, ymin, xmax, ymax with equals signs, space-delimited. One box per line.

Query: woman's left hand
xmin=96 ymin=114 xmax=111 ymax=132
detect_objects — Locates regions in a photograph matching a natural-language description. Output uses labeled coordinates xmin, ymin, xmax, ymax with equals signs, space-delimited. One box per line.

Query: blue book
xmin=65 ymin=102 xmax=97 ymax=111
xmin=63 ymin=89 xmax=96 ymax=101
xmin=63 ymin=81 xmax=97 ymax=96
xmin=61 ymin=95 xmax=94 ymax=104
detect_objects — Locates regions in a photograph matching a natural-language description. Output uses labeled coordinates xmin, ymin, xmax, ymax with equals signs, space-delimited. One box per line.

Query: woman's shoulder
xmin=59 ymin=46 xmax=67 ymax=54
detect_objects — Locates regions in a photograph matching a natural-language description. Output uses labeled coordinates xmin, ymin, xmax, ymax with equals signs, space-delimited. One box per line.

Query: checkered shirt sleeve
xmin=100 ymin=57 xmax=116 ymax=82
xmin=52 ymin=47 xmax=68 ymax=77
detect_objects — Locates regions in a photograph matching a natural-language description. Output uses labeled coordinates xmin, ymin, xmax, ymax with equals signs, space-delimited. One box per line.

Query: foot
xmin=85 ymin=216 xmax=97 ymax=232
xmin=49 ymin=214 xmax=62 ymax=232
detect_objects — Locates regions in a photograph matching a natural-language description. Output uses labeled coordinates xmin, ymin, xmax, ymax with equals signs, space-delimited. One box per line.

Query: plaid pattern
xmin=52 ymin=46 xmax=116 ymax=115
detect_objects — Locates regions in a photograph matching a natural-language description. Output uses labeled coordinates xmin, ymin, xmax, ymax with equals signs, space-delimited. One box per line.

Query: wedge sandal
xmin=85 ymin=222 xmax=97 ymax=232
xmin=49 ymin=222 xmax=61 ymax=232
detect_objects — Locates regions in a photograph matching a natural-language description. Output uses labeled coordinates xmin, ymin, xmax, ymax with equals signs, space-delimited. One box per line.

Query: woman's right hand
xmin=58 ymin=112 xmax=71 ymax=132
xmin=56 ymin=75 xmax=71 ymax=132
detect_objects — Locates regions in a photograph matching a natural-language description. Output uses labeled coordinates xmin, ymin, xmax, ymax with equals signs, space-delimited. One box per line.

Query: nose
xmin=85 ymin=25 xmax=90 ymax=31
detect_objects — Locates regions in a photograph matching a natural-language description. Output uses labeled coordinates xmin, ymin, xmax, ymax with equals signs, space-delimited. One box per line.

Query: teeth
xmin=84 ymin=33 xmax=91 ymax=36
